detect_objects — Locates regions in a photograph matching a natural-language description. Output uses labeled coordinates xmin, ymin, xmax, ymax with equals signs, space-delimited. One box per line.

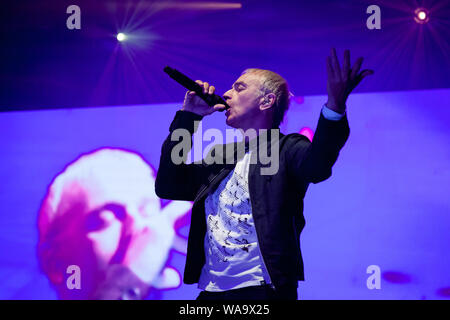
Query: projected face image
xmin=37 ymin=148 xmax=192 ymax=299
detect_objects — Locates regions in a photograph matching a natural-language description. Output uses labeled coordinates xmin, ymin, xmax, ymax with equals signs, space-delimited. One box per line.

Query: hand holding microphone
xmin=163 ymin=66 xmax=230 ymax=117
xmin=182 ymin=80 xmax=228 ymax=116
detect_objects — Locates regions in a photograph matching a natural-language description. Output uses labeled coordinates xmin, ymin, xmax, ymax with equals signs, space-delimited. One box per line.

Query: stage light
xmin=418 ymin=11 xmax=426 ymax=20
xmin=414 ymin=8 xmax=429 ymax=24
xmin=116 ymin=32 xmax=127 ymax=42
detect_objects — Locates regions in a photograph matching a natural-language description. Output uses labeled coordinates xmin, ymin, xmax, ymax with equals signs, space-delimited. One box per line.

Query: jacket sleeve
xmin=286 ymin=112 xmax=350 ymax=186
xmin=155 ymin=110 xmax=207 ymax=201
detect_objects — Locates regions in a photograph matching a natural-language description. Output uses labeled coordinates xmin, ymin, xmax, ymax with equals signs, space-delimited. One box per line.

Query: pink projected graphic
xmin=1 ymin=89 xmax=449 ymax=300
xmin=1 ymin=0 xmax=450 ymax=303
xmin=37 ymin=148 xmax=192 ymax=299
xmin=299 ymin=127 xmax=314 ymax=142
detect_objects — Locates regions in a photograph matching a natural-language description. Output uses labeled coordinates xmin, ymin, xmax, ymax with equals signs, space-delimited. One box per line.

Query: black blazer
xmin=155 ymin=110 xmax=350 ymax=289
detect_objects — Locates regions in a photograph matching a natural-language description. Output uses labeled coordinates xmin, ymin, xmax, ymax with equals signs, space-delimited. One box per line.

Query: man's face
xmin=50 ymin=180 xmax=158 ymax=298
xmin=71 ymin=176 xmax=161 ymax=260
xmin=223 ymin=72 xmax=265 ymax=129
xmin=40 ymin=153 xmax=161 ymax=298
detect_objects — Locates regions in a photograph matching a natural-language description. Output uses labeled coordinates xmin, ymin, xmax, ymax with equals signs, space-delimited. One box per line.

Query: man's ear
xmin=260 ymin=93 xmax=276 ymax=111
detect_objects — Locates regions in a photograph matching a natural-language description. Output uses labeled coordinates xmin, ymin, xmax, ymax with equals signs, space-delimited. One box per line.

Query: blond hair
xmin=242 ymin=68 xmax=291 ymax=128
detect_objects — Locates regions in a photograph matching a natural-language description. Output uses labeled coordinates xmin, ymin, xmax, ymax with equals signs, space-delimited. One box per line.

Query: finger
xmin=172 ymin=235 xmax=188 ymax=254
xmin=360 ymin=69 xmax=374 ymax=78
xmin=331 ymin=48 xmax=342 ymax=80
xmin=161 ymin=200 xmax=192 ymax=226
xmin=203 ymin=82 xmax=209 ymax=94
xmin=209 ymin=85 xmax=215 ymax=95
xmin=326 ymin=56 xmax=334 ymax=79
xmin=184 ymin=91 xmax=196 ymax=101
xmin=213 ymin=104 xmax=226 ymax=111
xmin=152 ymin=267 xmax=181 ymax=289
xmin=343 ymin=49 xmax=350 ymax=79
xmin=352 ymin=69 xmax=374 ymax=88
xmin=350 ymin=57 xmax=363 ymax=80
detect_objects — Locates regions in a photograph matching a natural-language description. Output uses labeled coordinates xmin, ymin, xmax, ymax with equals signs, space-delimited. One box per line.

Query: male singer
xmin=155 ymin=49 xmax=373 ymax=300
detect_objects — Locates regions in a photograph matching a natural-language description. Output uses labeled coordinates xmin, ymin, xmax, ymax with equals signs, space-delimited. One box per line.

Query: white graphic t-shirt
xmin=198 ymin=150 xmax=271 ymax=292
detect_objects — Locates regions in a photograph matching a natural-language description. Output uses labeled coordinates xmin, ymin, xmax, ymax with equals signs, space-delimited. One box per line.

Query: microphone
xmin=163 ymin=66 xmax=230 ymax=111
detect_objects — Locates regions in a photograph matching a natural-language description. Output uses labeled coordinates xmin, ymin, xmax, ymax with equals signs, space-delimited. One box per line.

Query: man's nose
xmin=223 ymin=90 xmax=232 ymax=101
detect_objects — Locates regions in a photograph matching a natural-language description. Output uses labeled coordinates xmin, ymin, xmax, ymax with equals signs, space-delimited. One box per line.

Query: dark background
xmin=1 ymin=0 xmax=449 ymax=111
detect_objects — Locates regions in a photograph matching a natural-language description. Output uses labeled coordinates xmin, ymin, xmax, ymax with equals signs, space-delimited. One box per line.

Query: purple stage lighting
xmin=414 ymin=8 xmax=430 ymax=24
xmin=116 ymin=32 xmax=127 ymax=42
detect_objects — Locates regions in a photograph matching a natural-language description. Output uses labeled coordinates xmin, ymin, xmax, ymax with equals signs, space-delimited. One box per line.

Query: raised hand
xmin=326 ymin=48 xmax=374 ymax=114
xmin=117 ymin=200 xmax=192 ymax=286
